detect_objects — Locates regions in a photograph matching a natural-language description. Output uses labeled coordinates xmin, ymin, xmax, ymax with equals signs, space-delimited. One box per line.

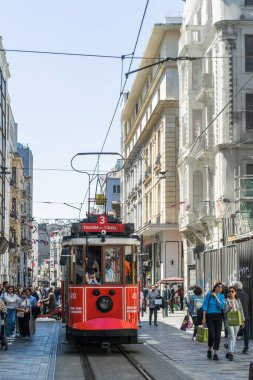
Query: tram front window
xmin=104 ymin=247 xmax=121 ymax=283
xmin=76 ymin=247 xmax=84 ymax=284
xmin=86 ymin=246 xmax=102 ymax=284
xmin=125 ymin=246 xmax=136 ymax=284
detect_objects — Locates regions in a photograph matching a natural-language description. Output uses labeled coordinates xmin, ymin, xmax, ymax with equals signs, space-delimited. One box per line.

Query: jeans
xmin=244 ymin=319 xmax=249 ymax=349
xmin=192 ymin=316 xmax=198 ymax=337
xmin=6 ymin=308 xmax=16 ymax=337
xmin=206 ymin=313 xmax=223 ymax=350
xmin=149 ymin=307 xmax=157 ymax=324
xmin=226 ymin=324 xmax=240 ymax=353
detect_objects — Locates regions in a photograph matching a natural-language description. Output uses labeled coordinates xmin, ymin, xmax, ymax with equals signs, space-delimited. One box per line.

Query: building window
xmin=193 ymin=171 xmax=203 ymax=212
xmin=246 ymin=94 xmax=253 ymax=129
xmin=245 ymin=0 xmax=253 ymax=5
xmin=245 ymin=35 xmax=253 ymax=72
xmin=113 ymin=185 xmax=120 ymax=194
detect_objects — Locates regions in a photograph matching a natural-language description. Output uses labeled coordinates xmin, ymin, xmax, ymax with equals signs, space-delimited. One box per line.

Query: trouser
xmin=226 ymin=324 xmax=240 ymax=353
xmin=180 ymin=297 xmax=184 ymax=310
xmin=170 ymin=299 xmax=174 ymax=313
xmin=6 ymin=309 xmax=16 ymax=337
xmin=18 ymin=312 xmax=30 ymax=337
xmin=206 ymin=313 xmax=223 ymax=350
xmin=244 ymin=319 xmax=249 ymax=349
xmin=149 ymin=308 xmax=157 ymax=324
xmin=29 ymin=316 xmax=36 ymax=334
xmin=163 ymin=302 xmax=168 ymax=317
xmin=192 ymin=316 xmax=198 ymax=337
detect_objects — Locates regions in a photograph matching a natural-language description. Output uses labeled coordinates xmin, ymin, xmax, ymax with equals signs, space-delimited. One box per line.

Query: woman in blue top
xmin=202 ymin=282 xmax=225 ymax=361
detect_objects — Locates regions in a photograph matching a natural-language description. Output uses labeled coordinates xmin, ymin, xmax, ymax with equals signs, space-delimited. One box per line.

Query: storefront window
xmin=104 ymin=247 xmax=121 ymax=283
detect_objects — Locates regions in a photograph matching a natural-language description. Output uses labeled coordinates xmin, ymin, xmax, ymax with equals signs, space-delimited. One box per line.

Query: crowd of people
xmin=0 ymin=282 xmax=60 ymax=341
xmin=141 ymin=281 xmax=249 ymax=362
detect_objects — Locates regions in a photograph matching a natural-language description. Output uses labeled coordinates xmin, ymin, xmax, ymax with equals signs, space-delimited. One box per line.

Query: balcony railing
xmin=195 ymin=73 xmax=213 ymax=101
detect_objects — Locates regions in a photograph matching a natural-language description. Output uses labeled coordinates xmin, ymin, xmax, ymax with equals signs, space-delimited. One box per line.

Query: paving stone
xmin=0 ymin=320 xmax=60 ymax=380
xmin=139 ymin=310 xmax=252 ymax=380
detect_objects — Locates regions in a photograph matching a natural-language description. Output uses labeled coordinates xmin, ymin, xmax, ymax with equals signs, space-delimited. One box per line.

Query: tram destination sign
xmin=81 ymin=215 xmax=125 ymax=233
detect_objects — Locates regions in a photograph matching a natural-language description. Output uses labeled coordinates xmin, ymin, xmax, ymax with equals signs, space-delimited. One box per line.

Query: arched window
xmin=193 ymin=171 xmax=203 ymax=212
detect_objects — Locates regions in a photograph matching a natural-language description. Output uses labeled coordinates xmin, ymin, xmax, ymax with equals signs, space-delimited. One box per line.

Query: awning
xmin=158 ymin=277 xmax=184 ymax=284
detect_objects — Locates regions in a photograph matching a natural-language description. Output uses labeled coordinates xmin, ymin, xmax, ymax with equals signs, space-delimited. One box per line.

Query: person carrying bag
xmin=202 ymin=282 xmax=225 ymax=361
xmin=224 ymin=286 xmax=245 ymax=361
xmin=17 ymin=290 xmax=31 ymax=340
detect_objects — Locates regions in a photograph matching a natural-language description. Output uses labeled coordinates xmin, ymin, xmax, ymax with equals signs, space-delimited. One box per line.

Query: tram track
xmin=78 ymin=342 xmax=155 ymax=380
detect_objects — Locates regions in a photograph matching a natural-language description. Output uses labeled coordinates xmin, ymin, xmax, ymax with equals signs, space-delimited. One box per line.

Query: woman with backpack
xmin=202 ymin=282 xmax=225 ymax=361
xmin=188 ymin=286 xmax=204 ymax=340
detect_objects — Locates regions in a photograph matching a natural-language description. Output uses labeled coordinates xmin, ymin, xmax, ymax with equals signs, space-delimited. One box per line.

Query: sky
xmin=0 ymin=0 xmax=183 ymax=222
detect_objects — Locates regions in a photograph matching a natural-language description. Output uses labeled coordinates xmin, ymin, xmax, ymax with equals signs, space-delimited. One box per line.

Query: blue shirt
xmin=189 ymin=294 xmax=204 ymax=316
xmin=202 ymin=292 xmax=225 ymax=314
xmin=28 ymin=295 xmax=37 ymax=307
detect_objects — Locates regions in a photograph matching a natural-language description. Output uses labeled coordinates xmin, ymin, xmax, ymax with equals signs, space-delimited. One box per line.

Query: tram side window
xmin=104 ymin=247 xmax=121 ymax=283
xmin=76 ymin=246 xmax=84 ymax=284
xmin=86 ymin=246 xmax=102 ymax=284
xmin=125 ymin=246 xmax=136 ymax=284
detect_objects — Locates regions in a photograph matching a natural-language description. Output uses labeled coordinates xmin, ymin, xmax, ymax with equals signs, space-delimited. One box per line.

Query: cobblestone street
xmin=0 ymin=320 xmax=60 ymax=380
xmin=139 ymin=310 xmax=252 ymax=380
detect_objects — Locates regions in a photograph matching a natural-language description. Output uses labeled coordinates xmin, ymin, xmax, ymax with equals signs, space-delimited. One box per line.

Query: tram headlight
xmin=109 ymin=289 xmax=115 ymax=296
xmin=93 ymin=289 xmax=100 ymax=296
xmin=96 ymin=296 xmax=113 ymax=313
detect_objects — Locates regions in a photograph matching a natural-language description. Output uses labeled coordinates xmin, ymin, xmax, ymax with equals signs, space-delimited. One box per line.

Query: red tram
xmin=61 ymin=214 xmax=140 ymax=344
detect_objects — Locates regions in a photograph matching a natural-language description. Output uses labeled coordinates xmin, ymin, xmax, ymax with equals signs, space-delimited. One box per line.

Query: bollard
xmin=249 ymin=362 xmax=253 ymax=379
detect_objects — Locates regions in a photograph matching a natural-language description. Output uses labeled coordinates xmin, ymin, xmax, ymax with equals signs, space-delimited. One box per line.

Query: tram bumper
xmin=72 ymin=317 xmax=137 ymax=338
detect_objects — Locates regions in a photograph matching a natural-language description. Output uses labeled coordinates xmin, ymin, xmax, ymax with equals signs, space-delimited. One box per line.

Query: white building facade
xmin=121 ymin=18 xmax=182 ymax=287
xmin=178 ymin=0 xmax=253 ymax=290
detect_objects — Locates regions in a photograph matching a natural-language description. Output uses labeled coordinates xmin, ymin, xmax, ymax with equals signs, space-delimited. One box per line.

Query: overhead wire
xmin=78 ymin=0 xmax=151 ymax=218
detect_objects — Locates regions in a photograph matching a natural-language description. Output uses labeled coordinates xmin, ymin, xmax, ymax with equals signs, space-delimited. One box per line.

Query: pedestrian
xmin=170 ymin=286 xmax=175 ymax=314
xmin=0 ymin=283 xmax=4 ymax=299
xmin=3 ymin=281 xmax=9 ymax=293
xmin=43 ymin=288 xmax=57 ymax=312
xmin=234 ymin=281 xmax=249 ymax=354
xmin=17 ymin=290 xmax=31 ymax=340
xmin=202 ymin=282 xmax=225 ymax=360
xmin=143 ymin=287 xmax=148 ymax=312
xmin=26 ymin=289 xmax=37 ymax=334
xmin=147 ymin=285 xmax=159 ymax=326
xmin=175 ymin=284 xmax=184 ymax=310
xmin=162 ymin=285 xmax=170 ymax=317
xmin=30 ymin=287 xmax=39 ymax=301
xmin=224 ymin=286 xmax=245 ymax=361
xmin=3 ymin=285 xmax=19 ymax=338
xmin=188 ymin=286 xmax=204 ymax=340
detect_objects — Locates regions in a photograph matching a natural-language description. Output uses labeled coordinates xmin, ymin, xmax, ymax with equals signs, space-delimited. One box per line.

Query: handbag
xmin=17 ymin=311 xmax=25 ymax=318
xmin=180 ymin=314 xmax=189 ymax=331
xmin=196 ymin=326 xmax=208 ymax=343
xmin=227 ymin=310 xmax=242 ymax=326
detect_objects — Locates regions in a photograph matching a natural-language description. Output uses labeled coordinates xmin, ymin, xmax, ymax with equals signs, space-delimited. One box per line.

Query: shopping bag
xmin=196 ymin=326 xmax=208 ymax=343
xmin=227 ymin=311 xmax=242 ymax=326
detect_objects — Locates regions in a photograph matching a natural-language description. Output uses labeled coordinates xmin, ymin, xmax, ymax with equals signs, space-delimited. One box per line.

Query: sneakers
xmin=213 ymin=354 xmax=219 ymax=361
xmin=226 ymin=352 xmax=230 ymax=359
xmin=192 ymin=337 xmax=196 ymax=341
xmin=243 ymin=348 xmax=249 ymax=354
xmin=228 ymin=353 xmax=233 ymax=361
xmin=154 ymin=323 xmax=158 ymax=326
xmin=207 ymin=350 xmax=212 ymax=359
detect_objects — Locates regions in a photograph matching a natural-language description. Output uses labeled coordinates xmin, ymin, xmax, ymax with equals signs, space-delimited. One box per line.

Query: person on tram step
xmin=86 ymin=269 xmax=98 ymax=285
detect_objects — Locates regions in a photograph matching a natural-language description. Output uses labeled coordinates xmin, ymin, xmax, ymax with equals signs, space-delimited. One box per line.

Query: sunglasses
xmin=217 ymin=285 xmax=223 ymax=289
xmin=229 ymin=290 xmax=235 ymax=293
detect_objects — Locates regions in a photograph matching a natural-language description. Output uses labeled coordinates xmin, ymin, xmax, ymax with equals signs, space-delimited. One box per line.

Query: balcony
xmin=179 ymin=201 xmax=215 ymax=230
xmin=195 ymin=73 xmax=214 ymax=102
